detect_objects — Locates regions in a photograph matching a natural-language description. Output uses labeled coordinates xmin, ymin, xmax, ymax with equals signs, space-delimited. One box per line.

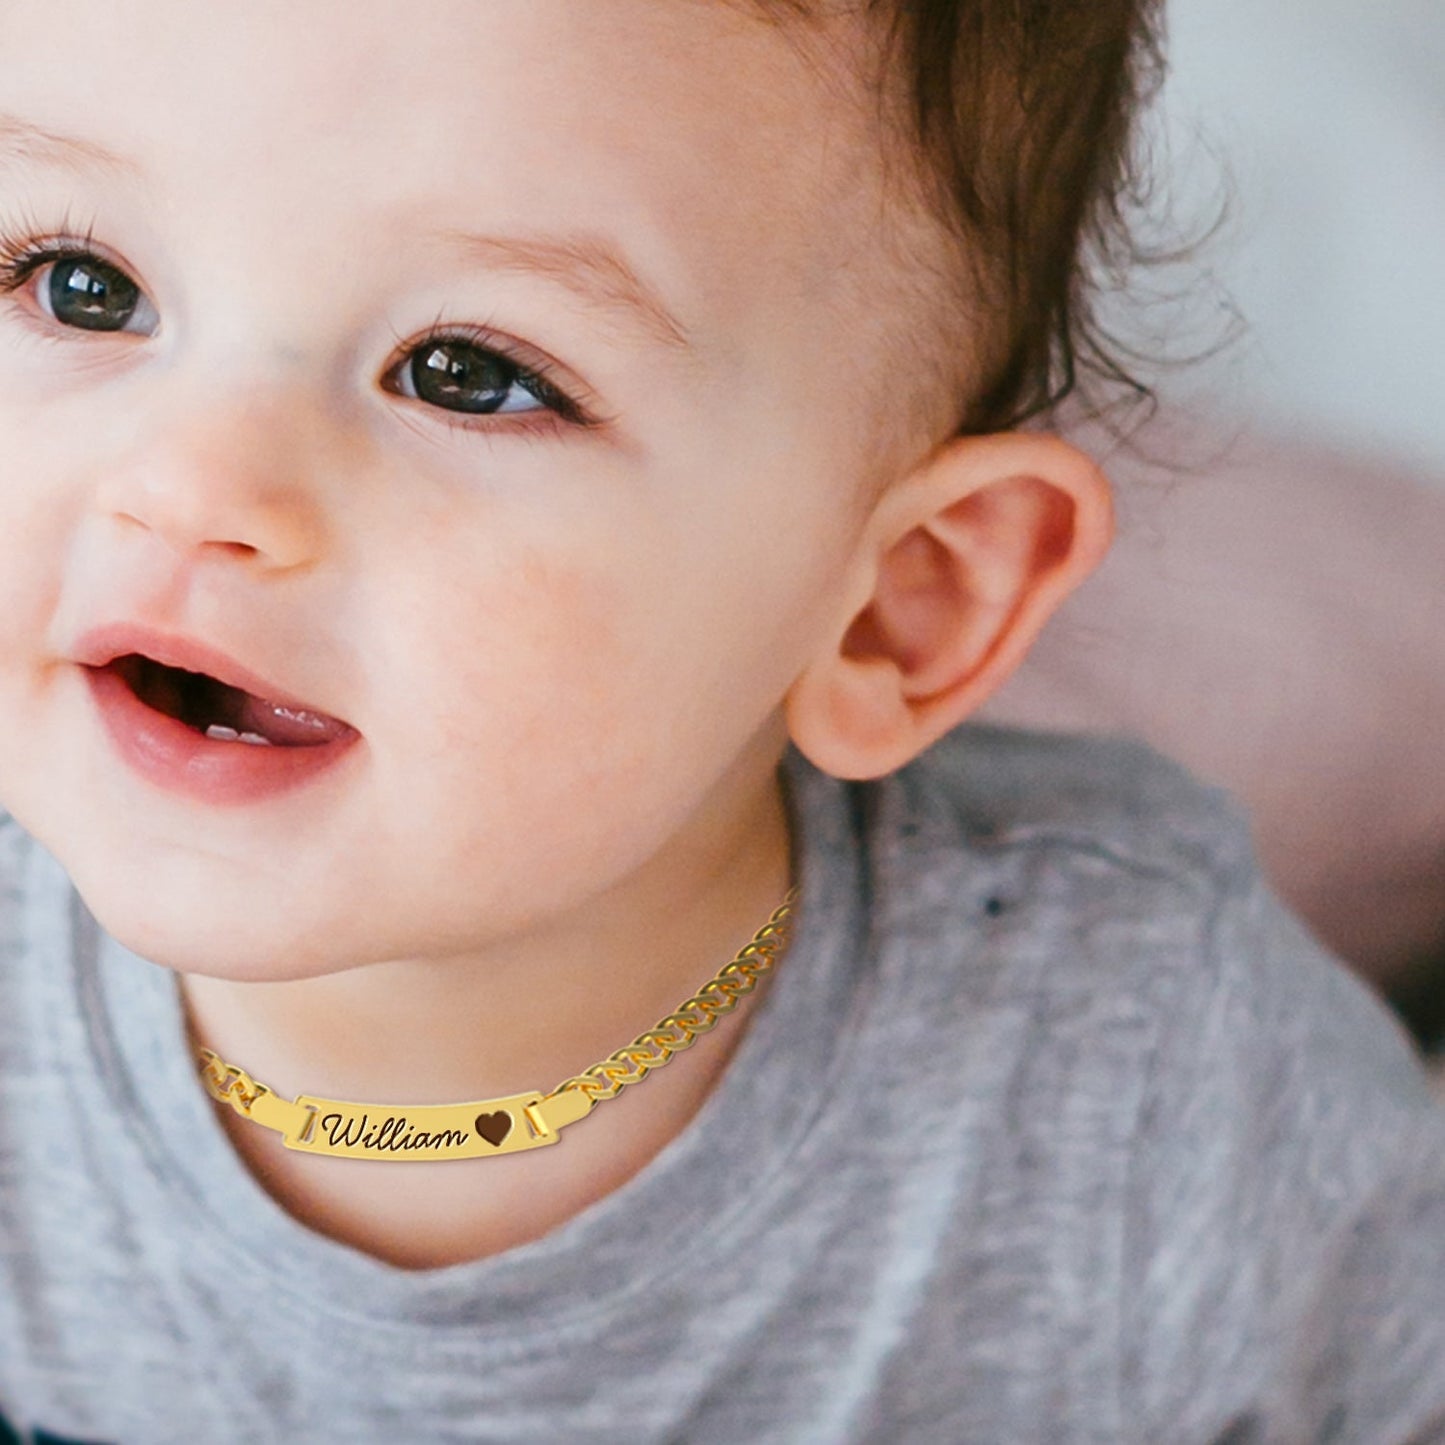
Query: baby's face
xmin=0 ymin=0 xmax=952 ymax=975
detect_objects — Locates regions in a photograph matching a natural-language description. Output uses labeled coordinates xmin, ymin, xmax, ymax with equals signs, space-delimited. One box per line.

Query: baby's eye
xmin=34 ymin=251 xmax=159 ymax=335
xmin=387 ymin=334 xmax=573 ymax=420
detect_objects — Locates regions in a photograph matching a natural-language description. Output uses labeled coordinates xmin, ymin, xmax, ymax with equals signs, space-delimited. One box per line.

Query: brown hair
xmin=770 ymin=0 xmax=1169 ymax=436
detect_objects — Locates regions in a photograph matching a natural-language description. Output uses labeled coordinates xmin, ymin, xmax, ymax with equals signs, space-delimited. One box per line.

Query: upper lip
xmin=72 ymin=621 xmax=348 ymax=723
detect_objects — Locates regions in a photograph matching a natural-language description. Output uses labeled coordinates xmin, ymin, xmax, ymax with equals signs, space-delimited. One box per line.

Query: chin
xmin=58 ymin=843 xmax=349 ymax=982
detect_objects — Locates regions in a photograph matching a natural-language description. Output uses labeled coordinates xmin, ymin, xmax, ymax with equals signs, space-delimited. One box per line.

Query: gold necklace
xmin=197 ymin=888 xmax=798 ymax=1161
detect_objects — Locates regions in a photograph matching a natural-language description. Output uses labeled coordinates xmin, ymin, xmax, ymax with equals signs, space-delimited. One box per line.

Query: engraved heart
xmin=474 ymin=1111 xmax=513 ymax=1147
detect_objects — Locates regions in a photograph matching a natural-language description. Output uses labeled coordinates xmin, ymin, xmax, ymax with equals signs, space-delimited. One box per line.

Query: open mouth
xmin=106 ymin=654 xmax=351 ymax=748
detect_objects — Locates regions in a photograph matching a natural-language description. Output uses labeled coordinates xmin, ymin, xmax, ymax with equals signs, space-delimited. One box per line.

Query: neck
xmin=179 ymin=751 xmax=795 ymax=1267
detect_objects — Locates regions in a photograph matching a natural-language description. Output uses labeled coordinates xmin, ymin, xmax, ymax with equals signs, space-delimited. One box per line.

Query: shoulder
xmin=844 ymin=723 xmax=1259 ymax=1031
xmin=895 ymin=721 xmax=1253 ymax=896
xmin=857 ymin=728 xmax=1445 ymax=1433
xmin=848 ymin=724 xmax=1438 ymax=1242
xmin=789 ymin=726 xmax=1272 ymax=1163
xmin=870 ymin=723 xmax=1429 ymax=1128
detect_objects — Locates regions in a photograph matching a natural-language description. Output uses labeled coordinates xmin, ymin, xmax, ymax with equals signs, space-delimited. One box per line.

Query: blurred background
xmin=1137 ymin=0 xmax=1445 ymax=476
xmin=987 ymin=0 xmax=1445 ymax=1040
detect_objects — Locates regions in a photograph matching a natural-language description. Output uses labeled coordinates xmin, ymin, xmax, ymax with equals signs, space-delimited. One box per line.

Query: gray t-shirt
xmin=1 ymin=725 xmax=1444 ymax=1444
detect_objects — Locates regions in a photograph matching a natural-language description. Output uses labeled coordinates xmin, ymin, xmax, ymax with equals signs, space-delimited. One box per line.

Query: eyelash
xmin=0 ymin=215 xmax=96 ymax=297
xmin=0 ymin=210 xmax=104 ymax=302
xmin=0 ymin=217 xmax=605 ymax=439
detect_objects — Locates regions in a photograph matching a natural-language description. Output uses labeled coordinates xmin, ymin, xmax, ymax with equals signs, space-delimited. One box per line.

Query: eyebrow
xmin=437 ymin=229 xmax=691 ymax=352
xmin=0 ymin=110 xmax=139 ymax=177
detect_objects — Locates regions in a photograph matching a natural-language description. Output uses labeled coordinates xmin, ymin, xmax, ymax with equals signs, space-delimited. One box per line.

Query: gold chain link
xmin=544 ymin=888 xmax=799 ymax=1106
xmin=198 ymin=1050 xmax=269 ymax=1115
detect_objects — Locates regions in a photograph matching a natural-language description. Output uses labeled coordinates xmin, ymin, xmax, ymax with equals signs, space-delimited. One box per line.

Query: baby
xmin=0 ymin=1 xmax=1442 ymax=1441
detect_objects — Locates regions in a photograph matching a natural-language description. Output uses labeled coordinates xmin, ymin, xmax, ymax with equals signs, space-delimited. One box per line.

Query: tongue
xmin=234 ymin=692 xmax=352 ymax=747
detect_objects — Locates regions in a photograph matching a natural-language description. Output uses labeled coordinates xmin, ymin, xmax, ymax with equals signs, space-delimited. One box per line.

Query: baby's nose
xmin=90 ymin=395 xmax=331 ymax=575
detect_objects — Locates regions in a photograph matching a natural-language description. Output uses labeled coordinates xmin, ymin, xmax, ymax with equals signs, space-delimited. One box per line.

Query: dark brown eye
xmin=401 ymin=338 xmax=549 ymax=416
xmin=45 ymin=255 xmax=143 ymax=333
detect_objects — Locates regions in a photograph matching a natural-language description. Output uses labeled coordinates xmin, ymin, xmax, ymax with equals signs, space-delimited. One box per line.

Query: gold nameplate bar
xmin=198 ymin=1046 xmax=598 ymax=1162
xmin=284 ymin=1090 xmax=565 ymax=1160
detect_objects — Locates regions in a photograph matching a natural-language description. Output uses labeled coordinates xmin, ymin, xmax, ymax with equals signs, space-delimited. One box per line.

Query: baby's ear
xmin=785 ymin=431 xmax=1112 ymax=780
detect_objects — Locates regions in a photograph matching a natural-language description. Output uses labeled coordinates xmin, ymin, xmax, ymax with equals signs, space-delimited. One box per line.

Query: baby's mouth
xmin=106 ymin=654 xmax=353 ymax=748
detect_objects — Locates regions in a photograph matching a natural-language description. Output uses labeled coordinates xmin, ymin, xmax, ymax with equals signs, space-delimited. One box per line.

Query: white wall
xmin=1124 ymin=0 xmax=1445 ymax=477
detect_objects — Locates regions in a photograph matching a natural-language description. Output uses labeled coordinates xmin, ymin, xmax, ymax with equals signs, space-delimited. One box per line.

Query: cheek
xmin=367 ymin=540 xmax=656 ymax=830
xmin=441 ymin=551 xmax=635 ymax=757
xmin=357 ymin=508 xmax=802 ymax=909
xmin=0 ymin=423 xmax=79 ymax=667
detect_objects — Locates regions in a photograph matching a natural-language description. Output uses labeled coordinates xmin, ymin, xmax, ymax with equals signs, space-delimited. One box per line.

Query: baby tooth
xmin=270 ymin=705 xmax=328 ymax=730
xmin=204 ymin=724 xmax=273 ymax=746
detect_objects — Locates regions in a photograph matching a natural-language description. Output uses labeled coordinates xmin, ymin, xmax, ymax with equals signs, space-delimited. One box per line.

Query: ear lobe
xmin=786 ymin=432 xmax=1112 ymax=780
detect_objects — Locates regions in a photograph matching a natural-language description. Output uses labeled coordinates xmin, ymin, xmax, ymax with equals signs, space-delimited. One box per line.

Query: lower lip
xmin=83 ymin=663 xmax=360 ymax=807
